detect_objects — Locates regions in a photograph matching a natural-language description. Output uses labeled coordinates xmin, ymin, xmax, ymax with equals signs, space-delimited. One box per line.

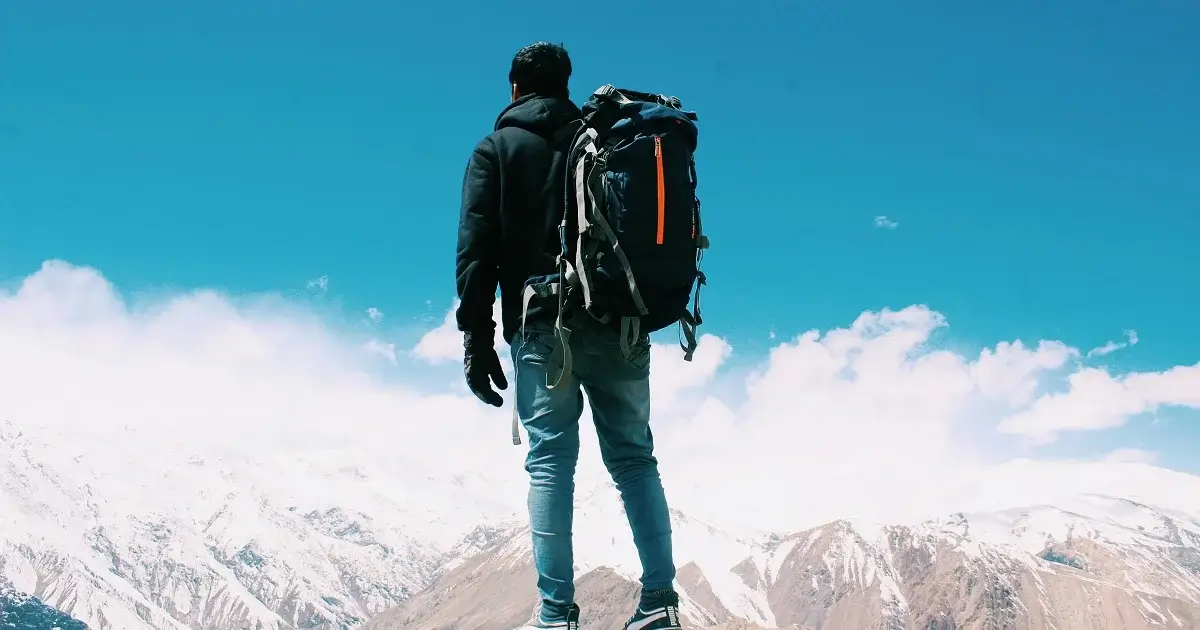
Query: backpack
xmin=518 ymin=85 xmax=709 ymax=394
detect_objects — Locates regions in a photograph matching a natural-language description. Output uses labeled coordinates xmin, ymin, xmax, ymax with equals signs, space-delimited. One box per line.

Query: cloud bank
xmin=2 ymin=261 xmax=1198 ymax=536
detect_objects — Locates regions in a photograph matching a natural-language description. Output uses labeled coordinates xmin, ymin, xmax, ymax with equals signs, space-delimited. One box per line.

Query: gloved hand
xmin=463 ymin=331 xmax=508 ymax=407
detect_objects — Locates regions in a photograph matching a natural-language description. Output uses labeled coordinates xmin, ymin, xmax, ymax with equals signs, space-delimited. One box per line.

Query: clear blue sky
xmin=2 ymin=1 xmax=1198 ymax=467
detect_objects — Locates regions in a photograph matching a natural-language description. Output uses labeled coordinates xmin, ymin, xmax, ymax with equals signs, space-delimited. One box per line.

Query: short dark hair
xmin=508 ymin=42 xmax=572 ymax=98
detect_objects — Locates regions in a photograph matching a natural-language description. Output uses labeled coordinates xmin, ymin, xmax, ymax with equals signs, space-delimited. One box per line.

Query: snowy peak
xmin=912 ymin=494 xmax=1200 ymax=605
xmin=0 ymin=420 xmax=503 ymax=630
xmin=365 ymin=495 xmax=1200 ymax=629
xmin=937 ymin=494 xmax=1200 ymax=550
xmin=5 ymin=407 xmax=1200 ymax=630
xmin=736 ymin=520 xmax=909 ymax=629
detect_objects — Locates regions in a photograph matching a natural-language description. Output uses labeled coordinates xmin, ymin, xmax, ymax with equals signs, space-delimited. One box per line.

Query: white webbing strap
xmin=511 ymin=371 xmax=521 ymax=445
xmin=513 ymin=281 xmax=567 ymax=444
xmin=573 ymin=132 xmax=598 ymax=313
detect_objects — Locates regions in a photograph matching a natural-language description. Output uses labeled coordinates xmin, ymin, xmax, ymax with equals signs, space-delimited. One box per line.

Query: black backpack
xmin=520 ymin=85 xmax=709 ymax=392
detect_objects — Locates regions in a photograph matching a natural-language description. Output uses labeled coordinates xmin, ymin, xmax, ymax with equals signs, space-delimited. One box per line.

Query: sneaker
xmin=513 ymin=602 xmax=580 ymax=629
xmin=623 ymin=589 xmax=682 ymax=630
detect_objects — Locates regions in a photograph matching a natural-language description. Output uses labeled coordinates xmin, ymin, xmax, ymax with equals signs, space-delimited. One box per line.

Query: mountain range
xmin=363 ymin=493 xmax=1200 ymax=630
xmin=3 ymin=416 xmax=1199 ymax=629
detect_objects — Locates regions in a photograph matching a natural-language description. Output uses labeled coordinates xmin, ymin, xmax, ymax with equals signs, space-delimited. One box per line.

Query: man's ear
xmin=511 ymin=83 xmax=520 ymax=102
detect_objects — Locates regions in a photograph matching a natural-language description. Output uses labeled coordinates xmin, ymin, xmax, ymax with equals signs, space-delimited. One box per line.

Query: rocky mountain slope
xmin=0 ymin=582 xmax=89 ymax=630
xmin=4 ymin=412 xmax=1200 ymax=630
xmin=365 ymin=494 xmax=1200 ymax=630
xmin=0 ymin=418 xmax=506 ymax=630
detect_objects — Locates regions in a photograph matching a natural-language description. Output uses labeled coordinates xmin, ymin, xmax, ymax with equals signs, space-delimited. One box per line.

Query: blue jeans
xmin=511 ymin=315 xmax=676 ymax=623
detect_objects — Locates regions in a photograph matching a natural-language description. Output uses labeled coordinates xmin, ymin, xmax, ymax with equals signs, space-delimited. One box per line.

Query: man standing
xmin=455 ymin=42 xmax=683 ymax=630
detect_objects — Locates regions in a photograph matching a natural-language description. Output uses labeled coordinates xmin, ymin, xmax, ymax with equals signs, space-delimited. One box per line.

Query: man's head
xmin=508 ymin=41 xmax=572 ymax=101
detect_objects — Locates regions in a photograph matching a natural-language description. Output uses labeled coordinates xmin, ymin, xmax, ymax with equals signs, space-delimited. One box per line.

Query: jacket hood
xmin=494 ymin=94 xmax=582 ymax=136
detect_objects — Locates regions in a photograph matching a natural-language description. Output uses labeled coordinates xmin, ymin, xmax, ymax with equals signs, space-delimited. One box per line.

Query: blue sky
xmin=2 ymin=1 xmax=1198 ymax=471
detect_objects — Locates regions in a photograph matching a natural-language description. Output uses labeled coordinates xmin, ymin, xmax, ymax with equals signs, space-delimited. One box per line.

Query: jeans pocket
xmin=515 ymin=329 xmax=558 ymax=366
xmin=625 ymin=336 xmax=652 ymax=371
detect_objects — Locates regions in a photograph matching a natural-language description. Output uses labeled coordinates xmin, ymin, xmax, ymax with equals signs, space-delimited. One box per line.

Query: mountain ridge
xmin=3 ymin=417 xmax=1200 ymax=629
xmin=363 ymin=493 xmax=1200 ymax=629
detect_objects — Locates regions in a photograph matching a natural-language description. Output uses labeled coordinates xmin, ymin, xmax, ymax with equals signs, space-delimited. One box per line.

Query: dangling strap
xmin=545 ymin=264 xmax=574 ymax=393
xmin=514 ymin=283 xmax=550 ymax=446
xmin=513 ymin=122 xmax=592 ymax=445
xmin=679 ymin=307 xmax=699 ymax=361
xmin=583 ymin=164 xmax=649 ymax=317
xmin=513 ymin=309 xmax=574 ymax=444
xmin=572 ymin=130 xmax=598 ymax=315
xmin=545 ymin=134 xmax=598 ymax=395
xmin=519 ymin=282 xmax=560 ymax=337
xmin=513 ymin=279 xmax=573 ymax=444
xmin=678 ymin=293 xmax=702 ymax=360
xmin=571 ymin=127 xmax=649 ymax=323
xmin=679 ymin=222 xmax=709 ymax=362
xmin=619 ymin=316 xmax=641 ymax=359
xmin=511 ymin=373 xmax=521 ymax=445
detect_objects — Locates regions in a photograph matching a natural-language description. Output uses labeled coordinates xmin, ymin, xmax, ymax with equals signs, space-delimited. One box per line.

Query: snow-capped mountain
xmin=363 ymin=491 xmax=1200 ymax=630
xmin=0 ymin=418 xmax=513 ymax=630
xmin=4 ymin=411 xmax=1200 ymax=629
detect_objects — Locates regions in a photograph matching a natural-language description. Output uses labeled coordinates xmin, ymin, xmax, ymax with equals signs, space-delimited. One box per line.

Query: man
xmin=455 ymin=42 xmax=683 ymax=630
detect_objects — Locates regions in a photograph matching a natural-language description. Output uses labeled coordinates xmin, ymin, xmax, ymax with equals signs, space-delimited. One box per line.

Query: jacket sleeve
xmin=455 ymin=136 xmax=502 ymax=341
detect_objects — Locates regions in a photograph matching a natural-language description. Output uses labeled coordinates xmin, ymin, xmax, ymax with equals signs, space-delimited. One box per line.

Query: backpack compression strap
xmin=535 ymin=122 xmax=653 ymax=405
xmin=678 ymin=269 xmax=705 ymax=362
xmin=522 ymin=127 xmax=602 ymax=397
xmin=571 ymin=126 xmax=650 ymax=322
xmin=679 ymin=196 xmax=710 ymax=362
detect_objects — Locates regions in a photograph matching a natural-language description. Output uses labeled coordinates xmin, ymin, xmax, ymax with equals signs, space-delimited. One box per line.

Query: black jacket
xmin=455 ymin=94 xmax=583 ymax=345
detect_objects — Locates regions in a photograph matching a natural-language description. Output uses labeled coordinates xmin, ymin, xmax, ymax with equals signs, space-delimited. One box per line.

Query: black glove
xmin=463 ymin=331 xmax=508 ymax=407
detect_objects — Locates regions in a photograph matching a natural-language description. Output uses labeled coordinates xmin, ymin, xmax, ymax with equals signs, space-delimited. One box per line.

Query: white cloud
xmin=1103 ymin=448 xmax=1159 ymax=464
xmin=0 ymin=262 xmax=524 ymax=498
xmin=640 ymin=333 xmax=731 ymax=421
xmin=411 ymin=299 xmax=506 ymax=366
xmin=646 ymin=307 xmax=1192 ymax=531
xmin=874 ymin=215 xmax=899 ymax=229
xmin=1 ymin=260 xmax=1196 ymax=539
xmin=1086 ymin=329 xmax=1139 ymax=358
xmin=306 ymin=275 xmax=329 ymax=292
xmin=995 ymin=361 xmax=1200 ymax=445
xmin=973 ymin=340 xmax=1077 ymax=407
xmin=366 ymin=307 xmax=384 ymax=324
xmin=363 ymin=339 xmax=397 ymax=363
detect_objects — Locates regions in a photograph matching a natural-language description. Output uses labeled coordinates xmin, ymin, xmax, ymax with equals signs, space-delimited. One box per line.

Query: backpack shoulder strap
xmin=553 ymin=119 xmax=583 ymax=146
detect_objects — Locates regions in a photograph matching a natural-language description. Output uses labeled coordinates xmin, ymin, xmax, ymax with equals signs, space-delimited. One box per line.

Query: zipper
xmin=655 ymin=135 xmax=665 ymax=245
